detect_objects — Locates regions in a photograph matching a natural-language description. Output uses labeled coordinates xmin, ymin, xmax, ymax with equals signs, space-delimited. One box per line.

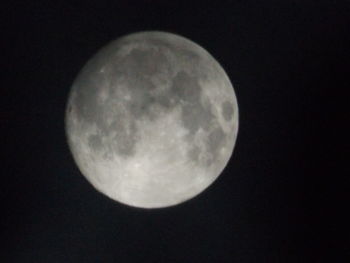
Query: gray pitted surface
xmin=65 ymin=31 xmax=238 ymax=208
xmin=70 ymin=37 xmax=225 ymax=160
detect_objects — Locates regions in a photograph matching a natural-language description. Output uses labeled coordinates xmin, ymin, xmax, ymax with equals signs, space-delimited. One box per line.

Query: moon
xmin=65 ymin=31 xmax=239 ymax=208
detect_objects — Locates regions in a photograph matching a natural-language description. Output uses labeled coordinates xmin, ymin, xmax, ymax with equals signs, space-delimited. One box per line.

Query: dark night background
xmin=3 ymin=0 xmax=349 ymax=262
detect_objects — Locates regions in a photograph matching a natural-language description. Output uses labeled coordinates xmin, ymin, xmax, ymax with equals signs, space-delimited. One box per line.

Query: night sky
xmin=3 ymin=1 xmax=350 ymax=262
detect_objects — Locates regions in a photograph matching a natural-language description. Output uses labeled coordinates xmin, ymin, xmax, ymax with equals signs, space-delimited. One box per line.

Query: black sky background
xmin=3 ymin=0 xmax=350 ymax=262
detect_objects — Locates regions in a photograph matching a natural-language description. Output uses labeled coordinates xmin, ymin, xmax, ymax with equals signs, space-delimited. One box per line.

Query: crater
xmin=67 ymin=104 xmax=73 ymax=114
xmin=207 ymin=127 xmax=225 ymax=164
xmin=170 ymin=71 xmax=215 ymax=136
xmin=121 ymin=47 xmax=170 ymax=77
xmin=188 ymin=145 xmax=201 ymax=163
xmin=171 ymin=71 xmax=199 ymax=101
xmin=88 ymin=134 xmax=103 ymax=151
xmin=143 ymin=36 xmax=201 ymax=61
xmin=73 ymin=77 xmax=104 ymax=124
xmin=221 ymin=101 xmax=234 ymax=121
xmin=111 ymin=118 xmax=138 ymax=158
xmin=127 ymin=80 xmax=157 ymax=119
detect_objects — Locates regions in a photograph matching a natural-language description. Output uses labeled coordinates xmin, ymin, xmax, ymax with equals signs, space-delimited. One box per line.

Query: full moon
xmin=65 ymin=31 xmax=239 ymax=208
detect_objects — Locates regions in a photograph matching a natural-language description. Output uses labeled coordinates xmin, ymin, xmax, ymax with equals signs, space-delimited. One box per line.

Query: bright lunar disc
xmin=65 ymin=31 xmax=239 ymax=208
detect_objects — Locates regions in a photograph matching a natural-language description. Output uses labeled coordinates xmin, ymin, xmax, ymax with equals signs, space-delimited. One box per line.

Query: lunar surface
xmin=65 ymin=31 xmax=239 ymax=208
